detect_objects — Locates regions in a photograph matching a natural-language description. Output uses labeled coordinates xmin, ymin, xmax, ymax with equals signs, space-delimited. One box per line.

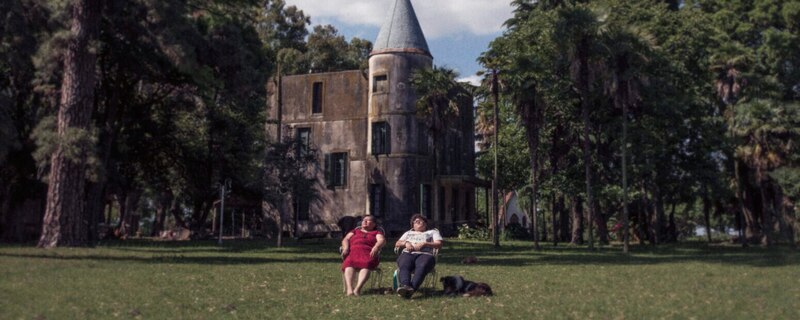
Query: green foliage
xmin=30 ymin=116 xmax=100 ymax=182
xmin=500 ymin=223 xmax=531 ymax=241
xmin=476 ymin=100 xmax=531 ymax=191
xmin=304 ymin=24 xmax=372 ymax=73
xmin=456 ymin=224 xmax=490 ymax=240
xmin=770 ymin=167 xmax=800 ymax=200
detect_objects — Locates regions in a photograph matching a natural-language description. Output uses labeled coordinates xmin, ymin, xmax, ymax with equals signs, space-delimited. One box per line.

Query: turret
xmin=366 ymin=0 xmax=433 ymax=231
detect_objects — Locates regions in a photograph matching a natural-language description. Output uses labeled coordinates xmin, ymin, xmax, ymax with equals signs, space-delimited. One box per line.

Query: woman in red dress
xmin=341 ymin=216 xmax=385 ymax=296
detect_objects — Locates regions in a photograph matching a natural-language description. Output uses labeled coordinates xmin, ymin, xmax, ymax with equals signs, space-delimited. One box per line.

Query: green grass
xmin=1 ymin=239 xmax=798 ymax=319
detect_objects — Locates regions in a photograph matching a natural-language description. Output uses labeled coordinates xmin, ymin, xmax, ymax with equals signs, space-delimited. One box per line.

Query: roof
xmin=371 ymin=0 xmax=431 ymax=57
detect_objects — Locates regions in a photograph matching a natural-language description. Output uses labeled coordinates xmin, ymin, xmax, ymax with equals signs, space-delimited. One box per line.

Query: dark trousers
xmin=397 ymin=252 xmax=436 ymax=290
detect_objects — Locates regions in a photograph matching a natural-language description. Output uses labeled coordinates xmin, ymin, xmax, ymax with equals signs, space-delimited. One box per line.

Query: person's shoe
xmin=397 ymin=285 xmax=414 ymax=299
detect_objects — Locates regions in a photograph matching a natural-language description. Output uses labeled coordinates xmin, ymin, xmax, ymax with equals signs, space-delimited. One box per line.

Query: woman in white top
xmin=394 ymin=214 xmax=443 ymax=298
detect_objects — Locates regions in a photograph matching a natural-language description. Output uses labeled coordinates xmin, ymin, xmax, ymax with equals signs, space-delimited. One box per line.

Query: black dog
xmin=440 ymin=275 xmax=493 ymax=297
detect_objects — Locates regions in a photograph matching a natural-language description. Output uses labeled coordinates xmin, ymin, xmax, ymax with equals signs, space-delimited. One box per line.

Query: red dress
xmin=341 ymin=228 xmax=383 ymax=271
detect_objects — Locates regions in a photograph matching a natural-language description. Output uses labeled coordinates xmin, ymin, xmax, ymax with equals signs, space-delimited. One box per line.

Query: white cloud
xmin=457 ymin=75 xmax=482 ymax=87
xmin=283 ymin=0 xmax=512 ymax=38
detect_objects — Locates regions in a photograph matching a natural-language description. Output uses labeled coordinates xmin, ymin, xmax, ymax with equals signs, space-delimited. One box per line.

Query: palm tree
xmin=734 ymin=99 xmax=800 ymax=246
xmin=410 ymin=66 xmax=469 ymax=223
xmin=601 ymin=27 xmax=653 ymax=253
xmin=710 ymin=43 xmax=751 ymax=246
xmin=554 ymin=4 xmax=603 ymax=250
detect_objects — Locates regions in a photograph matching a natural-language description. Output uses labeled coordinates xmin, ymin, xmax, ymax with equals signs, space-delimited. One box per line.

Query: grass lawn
xmin=1 ymin=239 xmax=798 ymax=319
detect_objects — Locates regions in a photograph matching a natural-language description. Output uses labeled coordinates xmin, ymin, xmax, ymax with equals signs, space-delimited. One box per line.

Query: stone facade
xmin=265 ymin=0 xmax=480 ymax=236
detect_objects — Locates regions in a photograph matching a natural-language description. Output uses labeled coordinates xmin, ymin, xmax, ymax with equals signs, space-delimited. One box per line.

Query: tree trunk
xmin=639 ymin=184 xmax=648 ymax=245
xmin=491 ymin=69 xmax=500 ymax=248
xmin=85 ymin=50 xmax=125 ymax=245
xmin=38 ymin=0 xmax=103 ymax=248
xmin=735 ymin=159 xmax=755 ymax=245
xmin=594 ymin=201 xmax=609 ymax=245
xmin=759 ymin=182 xmax=772 ymax=246
xmin=115 ymin=192 xmax=127 ymax=235
xmin=125 ymin=191 xmax=140 ymax=236
xmin=622 ymin=101 xmax=630 ymax=252
xmin=780 ymin=195 xmax=796 ymax=248
xmin=520 ymin=95 xmax=541 ymax=247
xmin=170 ymin=200 xmax=186 ymax=229
xmin=151 ymin=190 xmax=173 ymax=237
xmin=703 ymin=192 xmax=712 ymax=243
xmin=652 ymin=183 xmax=666 ymax=245
xmin=743 ymin=183 xmax=762 ymax=242
xmin=530 ymin=192 xmax=539 ymax=249
xmin=578 ymin=38 xmax=595 ymax=250
xmin=667 ymin=201 xmax=677 ymax=242
xmin=570 ymin=197 xmax=584 ymax=245
xmin=769 ymin=183 xmax=793 ymax=247
xmin=552 ymin=193 xmax=558 ymax=246
xmin=558 ymin=195 xmax=569 ymax=242
xmin=0 ymin=184 xmax=11 ymax=240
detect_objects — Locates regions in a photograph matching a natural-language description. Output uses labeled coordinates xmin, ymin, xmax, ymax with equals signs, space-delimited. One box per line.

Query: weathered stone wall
xmin=267 ymin=70 xmax=369 ymax=234
xmin=367 ymin=53 xmax=433 ymax=232
xmin=265 ymin=65 xmax=479 ymax=236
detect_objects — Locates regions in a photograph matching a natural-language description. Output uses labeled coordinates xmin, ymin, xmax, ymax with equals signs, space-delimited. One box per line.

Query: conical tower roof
xmin=371 ymin=0 xmax=431 ymax=57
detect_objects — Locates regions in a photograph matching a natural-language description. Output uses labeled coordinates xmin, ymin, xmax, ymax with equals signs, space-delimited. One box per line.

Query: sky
xmin=282 ymin=0 xmax=515 ymax=86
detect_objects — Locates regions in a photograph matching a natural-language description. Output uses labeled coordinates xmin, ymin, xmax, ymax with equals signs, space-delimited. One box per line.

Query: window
xmin=371 ymin=122 xmax=389 ymax=155
xmin=296 ymin=128 xmax=311 ymax=157
xmin=324 ymin=152 xmax=348 ymax=187
xmin=420 ymin=184 xmax=431 ymax=218
xmin=372 ymin=75 xmax=388 ymax=93
xmin=369 ymin=184 xmax=385 ymax=217
xmin=312 ymin=82 xmax=323 ymax=114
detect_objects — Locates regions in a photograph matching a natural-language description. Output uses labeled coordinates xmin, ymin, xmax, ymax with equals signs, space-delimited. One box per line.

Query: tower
xmin=366 ymin=0 xmax=433 ymax=231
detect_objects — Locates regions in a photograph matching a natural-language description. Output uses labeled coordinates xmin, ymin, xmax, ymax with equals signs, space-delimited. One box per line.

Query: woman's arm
xmin=413 ymin=240 xmax=442 ymax=251
xmin=370 ymin=234 xmax=386 ymax=257
xmin=395 ymin=232 xmax=415 ymax=251
xmin=341 ymin=232 xmax=354 ymax=258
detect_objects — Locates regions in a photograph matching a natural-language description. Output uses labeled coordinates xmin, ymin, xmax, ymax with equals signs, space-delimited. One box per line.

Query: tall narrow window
xmin=372 ymin=75 xmax=388 ymax=93
xmin=420 ymin=184 xmax=432 ymax=218
xmin=312 ymin=82 xmax=323 ymax=114
xmin=324 ymin=152 xmax=348 ymax=187
xmin=296 ymin=128 xmax=311 ymax=157
xmin=418 ymin=127 xmax=428 ymax=155
xmin=371 ymin=122 xmax=389 ymax=155
xmin=370 ymin=184 xmax=385 ymax=217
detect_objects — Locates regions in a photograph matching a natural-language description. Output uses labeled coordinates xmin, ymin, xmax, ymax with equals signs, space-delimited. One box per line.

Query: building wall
xmin=266 ymin=67 xmax=478 ymax=236
xmin=267 ymin=70 xmax=369 ymax=233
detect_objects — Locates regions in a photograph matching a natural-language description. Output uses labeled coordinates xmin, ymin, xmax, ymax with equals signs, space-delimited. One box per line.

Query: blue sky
xmin=283 ymin=0 xmax=514 ymax=85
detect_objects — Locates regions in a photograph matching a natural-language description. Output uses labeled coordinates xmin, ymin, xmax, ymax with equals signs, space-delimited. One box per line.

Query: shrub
xmin=501 ymin=223 xmax=530 ymax=241
xmin=457 ymin=224 xmax=490 ymax=240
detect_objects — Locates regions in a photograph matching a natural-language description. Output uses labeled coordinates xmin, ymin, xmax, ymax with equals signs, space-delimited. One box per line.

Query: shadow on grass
xmin=0 ymin=251 xmax=342 ymax=265
xmin=438 ymin=241 xmax=799 ymax=268
xmin=1 ymin=239 xmax=796 ymax=268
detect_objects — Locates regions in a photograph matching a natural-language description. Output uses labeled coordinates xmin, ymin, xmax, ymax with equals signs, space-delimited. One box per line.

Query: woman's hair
xmin=409 ymin=214 xmax=427 ymax=227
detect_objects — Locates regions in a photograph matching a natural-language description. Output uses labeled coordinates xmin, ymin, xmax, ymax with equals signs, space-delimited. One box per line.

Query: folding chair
xmin=339 ymin=226 xmax=385 ymax=293
xmin=392 ymin=247 xmax=439 ymax=292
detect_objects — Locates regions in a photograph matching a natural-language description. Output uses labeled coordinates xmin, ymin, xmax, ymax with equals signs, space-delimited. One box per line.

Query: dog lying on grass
xmin=440 ymin=275 xmax=493 ymax=297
